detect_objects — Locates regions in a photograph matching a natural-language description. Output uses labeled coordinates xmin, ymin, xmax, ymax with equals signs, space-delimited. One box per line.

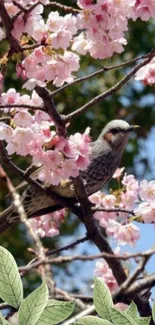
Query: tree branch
xmin=35 ymin=86 xmax=66 ymax=137
xmin=0 ymin=0 xmax=21 ymax=53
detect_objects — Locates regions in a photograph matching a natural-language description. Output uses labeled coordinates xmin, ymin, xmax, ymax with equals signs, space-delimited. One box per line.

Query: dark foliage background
xmin=0 ymin=1 xmax=155 ymax=296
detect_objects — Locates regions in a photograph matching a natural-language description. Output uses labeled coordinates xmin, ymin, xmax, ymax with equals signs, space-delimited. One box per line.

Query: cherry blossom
xmin=94 ymin=260 xmax=119 ymax=293
xmin=30 ymin=209 xmax=66 ymax=238
xmin=134 ymin=0 xmax=155 ymax=21
xmin=72 ymin=33 xmax=88 ymax=55
xmin=94 ymin=248 xmax=121 ymax=292
xmin=0 ymin=88 xmax=20 ymax=112
xmin=0 ymin=123 xmax=13 ymax=142
xmin=135 ymin=58 xmax=155 ymax=86
xmin=139 ymin=180 xmax=155 ymax=202
xmin=106 ymin=220 xmax=140 ymax=246
xmin=47 ymin=11 xmax=64 ymax=32
xmin=134 ymin=202 xmax=155 ymax=223
xmin=77 ymin=0 xmax=95 ymax=10
xmin=13 ymin=110 xmax=33 ymax=127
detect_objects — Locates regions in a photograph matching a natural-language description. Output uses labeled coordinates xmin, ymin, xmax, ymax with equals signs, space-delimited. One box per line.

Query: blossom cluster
xmin=0 ymin=89 xmax=91 ymax=186
xmin=76 ymin=0 xmax=155 ymax=60
xmin=90 ymin=168 xmax=155 ymax=247
xmin=0 ymin=1 xmax=155 ymax=89
xmin=30 ymin=209 xmax=66 ymax=238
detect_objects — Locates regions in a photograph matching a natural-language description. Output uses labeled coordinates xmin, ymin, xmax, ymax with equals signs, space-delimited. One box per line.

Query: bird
xmin=0 ymin=119 xmax=139 ymax=234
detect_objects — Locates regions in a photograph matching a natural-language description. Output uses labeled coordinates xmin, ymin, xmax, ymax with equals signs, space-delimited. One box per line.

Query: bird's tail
xmin=0 ymin=202 xmax=64 ymax=235
xmin=0 ymin=179 xmax=76 ymax=234
xmin=0 ymin=205 xmax=19 ymax=234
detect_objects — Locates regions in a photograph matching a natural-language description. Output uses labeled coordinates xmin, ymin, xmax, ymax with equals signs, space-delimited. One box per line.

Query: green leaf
xmin=152 ymin=298 xmax=155 ymax=322
xmin=72 ymin=316 xmax=112 ymax=324
xmin=126 ymin=302 xmax=150 ymax=325
xmin=18 ymin=281 xmax=48 ymax=325
xmin=126 ymin=301 xmax=138 ymax=318
xmin=93 ymin=278 xmax=113 ymax=321
xmin=0 ymin=246 xmax=23 ymax=308
xmin=0 ymin=311 xmax=11 ymax=325
xmin=36 ymin=299 xmax=75 ymax=325
xmin=110 ymin=307 xmax=137 ymax=325
xmin=136 ymin=316 xmax=151 ymax=325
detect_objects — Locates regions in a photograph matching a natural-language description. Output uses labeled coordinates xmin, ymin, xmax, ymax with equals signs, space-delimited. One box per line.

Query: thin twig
xmin=0 ymin=2 xmax=21 ymax=53
xmin=55 ymin=294 xmax=93 ymax=302
xmin=93 ymin=207 xmax=135 ymax=216
xmin=0 ymin=163 xmax=55 ymax=293
xmin=0 ymin=104 xmax=43 ymax=110
xmin=35 ymin=86 xmax=66 ymax=137
xmin=52 ymin=54 xmax=147 ymax=96
xmin=62 ymin=305 xmax=96 ymax=325
xmin=46 ymin=235 xmax=88 ymax=256
xmin=66 ymin=48 xmax=155 ymax=121
xmin=114 ymin=256 xmax=150 ymax=296
xmin=46 ymin=2 xmax=81 ymax=14
xmin=25 ymin=235 xmax=88 ymax=268
xmin=0 ymin=164 xmax=27 ymax=225
xmin=12 ymin=1 xmax=26 ymax=12
xmin=18 ymin=245 xmax=155 ymax=273
xmin=56 ymin=288 xmax=86 ymax=310
xmin=126 ymin=274 xmax=155 ymax=295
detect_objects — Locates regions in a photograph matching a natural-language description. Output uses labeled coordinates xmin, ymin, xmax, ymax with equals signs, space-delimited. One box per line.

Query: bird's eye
xmin=111 ymin=128 xmax=120 ymax=134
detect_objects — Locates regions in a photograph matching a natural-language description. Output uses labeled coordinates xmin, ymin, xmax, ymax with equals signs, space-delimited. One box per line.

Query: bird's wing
xmin=13 ymin=168 xmax=75 ymax=198
xmin=13 ymin=167 xmax=43 ymax=192
xmin=48 ymin=179 xmax=75 ymax=198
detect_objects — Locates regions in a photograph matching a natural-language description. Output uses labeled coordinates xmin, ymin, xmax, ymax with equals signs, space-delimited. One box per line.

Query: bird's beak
xmin=128 ymin=125 xmax=140 ymax=132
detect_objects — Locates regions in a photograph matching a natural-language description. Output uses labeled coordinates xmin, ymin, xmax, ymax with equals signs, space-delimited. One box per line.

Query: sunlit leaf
xmin=36 ymin=299 xmax=75 ymax=325
xmin=0 ymin=246 xmax=23 ymax=308
xmin=126 ymin=301 xmax=138 ymax=319
xmin=93 ymin=278 xmax=113 ymax=321
xmin=136 ymin=316 xmax=151 ymax=325
xmin=126 ymin=302 xmax=150 ymax=325
xmin=18 ymin=281 xmax=48 ymax=325
xmin=110 ymin=307 xmax=137 ymax=325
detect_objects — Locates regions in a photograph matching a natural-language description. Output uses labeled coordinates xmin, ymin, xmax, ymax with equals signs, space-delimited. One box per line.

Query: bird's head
xmin=99 ymin=120 xmax=139 ymax=151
